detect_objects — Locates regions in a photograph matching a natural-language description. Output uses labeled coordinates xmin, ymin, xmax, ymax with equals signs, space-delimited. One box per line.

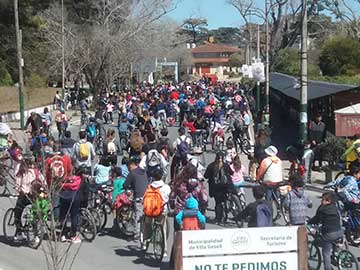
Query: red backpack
xmin=182 ymin=216 xmax=200 ymax=230
xmin=62 ymin=176 xmax=81 ymax=191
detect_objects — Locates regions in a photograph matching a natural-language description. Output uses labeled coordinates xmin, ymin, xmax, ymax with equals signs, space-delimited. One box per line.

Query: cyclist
xmin=123 ymin=158 xmax=149 ymax=240
xmin=324 ymin=162 xmax=360 ymax=210
xmin=283 ymin=174 xmax=312 ymax=225
xmin=235 ymin=185 xmax=272 ymax=227
xmin=341 ymin=134 xmax=360 ymax=167
xmin=142 ymin=168 xmax=170 ymax=256
xmin=256 ymin=146 xmax=283 ymax=201
xmin=86 ymin=117 xmax=97 ymax=144
xmin=25 ymin=112 xmax=43 ymax=134
xmin=14 ymin=158 xmax=44 ymax=241
xmin=60 ymin=131 xmax=75 ymax=157
xmin=72 ymin=130 xmax=95 ymax=171
xmin=171 ymin=127 xmax=191 ymax=180
xmin=204 ymin=152 xmax=230 ymax=224
xmin=308 ymin=192 xmax=343 ymax=270
xmin=40 ymin=107 xmax=52 ymax=135
xmin=58 ymin=167 xmax=84 ymax=243
xmin=55 ymin=108 xmax=69 ymax=140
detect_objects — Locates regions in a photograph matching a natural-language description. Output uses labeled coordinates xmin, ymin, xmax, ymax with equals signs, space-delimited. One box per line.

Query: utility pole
xmin=256 ymin=24 xmax=261 ymax=114
xmin=299 ymin=0 xmax=308 ymax=143
xmin=264 ymin=0 xmax=270 ymax=126
xmin=14 ymin=0 xmax=25 ymax=129
xmin=61 ymin=0 xmax=65 ymax=98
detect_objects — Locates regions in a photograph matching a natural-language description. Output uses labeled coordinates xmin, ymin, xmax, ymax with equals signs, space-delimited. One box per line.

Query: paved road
xmin=0 ymin=117 xmax=358 ymax=270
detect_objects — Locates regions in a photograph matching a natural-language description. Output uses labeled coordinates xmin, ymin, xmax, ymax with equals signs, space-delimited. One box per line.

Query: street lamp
xmin=61 ymin=0 xmax=65 ymax=98
xmin=299 ymin=0 xmax=308 ymax=144
xmin=263 ymin=0 xmax=270 ymax=126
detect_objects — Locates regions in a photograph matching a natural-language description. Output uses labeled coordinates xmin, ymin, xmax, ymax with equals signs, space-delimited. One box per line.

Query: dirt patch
xmin=0 ymin=87 xmax=58 ymax=113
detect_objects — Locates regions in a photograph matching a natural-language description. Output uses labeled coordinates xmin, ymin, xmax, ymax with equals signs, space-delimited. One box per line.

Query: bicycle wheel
xmin=228 ymin=194 xmax=244 ymax=228
xmin=335 ymin=171 xmax=345 ymax=181
xmin=3 ymin=208 xmax=16 ymax=239
xmin=89 ymin=207 xmax=102 ymax=232
xmin=337 ymin=249 xmax=359 ymax=269
xmin=308 ymin=241 xmax=321 ymax=270
xmin=280 ymin=199 xmax=290 ymax=225
xmin=98 ymin=205 xmax=108 ymax=230
xmin=240 ymin=138 xmax=251 ymax=156
xmin=152 ymin=223 xmax=165 ymax=263
xmin=79 ymin=209 xmax=97 ymax=242
xmin=116 ymin=205 xmax=135 ymax=236
xmin=26 ymin=220 xmax=44 ymax=249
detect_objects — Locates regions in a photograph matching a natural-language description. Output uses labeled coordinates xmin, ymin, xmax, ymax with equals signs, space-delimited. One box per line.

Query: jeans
xmin=134 ymin=200 xmax=143 ymax=237
xmin=316 ymin=230 xmax=344 ymax=270
xmin=265 ymin=186 xmax=278 ymax=201
xmin=59 ymin=191 xmax=80 ymax=237
xmin=15 ymin=193 xmax=31 ymax=234
xmin=214 ymin=193 xmax=226 ymax=222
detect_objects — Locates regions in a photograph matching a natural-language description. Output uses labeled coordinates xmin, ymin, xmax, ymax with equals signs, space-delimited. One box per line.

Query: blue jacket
xmin=175 ymin=197 xmax=206 ymax=226
xmin=326 ymin=175 xmax=360 ymax=204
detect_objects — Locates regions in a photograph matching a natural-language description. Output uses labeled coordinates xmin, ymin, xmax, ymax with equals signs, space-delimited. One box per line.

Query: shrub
xmin=26 ymin=73 xmax=46 ymax=88
xmin=320 ymin=136 xmax=347 ymax=169
xmin=0 ymin=64 xmax=13 ymax=86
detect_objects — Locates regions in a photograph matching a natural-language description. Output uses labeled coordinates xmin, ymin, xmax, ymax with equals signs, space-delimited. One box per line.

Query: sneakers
xmin=70 ymin=235 xmax=82 ymax=244
xmin=34 ymin=236 xmax=40 ymax=245
xmin=13 ymin=233 xmax=24 ymax=241
xmin=60 ymin=235 xmax=67 ymax=242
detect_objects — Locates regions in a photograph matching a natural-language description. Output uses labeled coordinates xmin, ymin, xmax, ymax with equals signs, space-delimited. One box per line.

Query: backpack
xmin=146 ymin=149 xmax=162 ymax=176
xmin=87 ymin=124 xmax=96 ymax=139
xmin=182 ymin=209 xmax=201 ymax=230
xmin=214 ymin=167 xmax=228 ymax=185
xmin=113 ymin=193 xmax=131 ymax=209
xmin=49 ymin=155 xmax=65 ymax=180
xmin=176 ymin=138 xmax=190 ymax=160
xmin=62 ymin=175 xmax=82 ymax=191
xmin=118 ymin=122 xmax=129 ymax=134
xmin=79 ymin=142 xmax=90 ymax=160
xmin=256 ymin=202 xmax=273 ymax=227
xmin=233 ymin=118 xmax=243 ymax=131
xmin=143 ymin=186 xmax=164 ymax=217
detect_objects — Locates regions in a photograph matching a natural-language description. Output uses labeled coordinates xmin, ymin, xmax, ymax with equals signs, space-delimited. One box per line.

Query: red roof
xmin=191 ymin=42 xmax=240 ymax=54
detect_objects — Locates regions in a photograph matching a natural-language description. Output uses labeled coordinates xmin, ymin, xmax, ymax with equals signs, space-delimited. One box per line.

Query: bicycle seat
xmin=334 ymin=237 xmax=345 ymax=248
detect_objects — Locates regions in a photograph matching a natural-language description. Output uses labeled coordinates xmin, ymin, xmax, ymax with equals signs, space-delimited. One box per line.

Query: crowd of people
xmin=0 ymin=78 xmax=360 ymax=270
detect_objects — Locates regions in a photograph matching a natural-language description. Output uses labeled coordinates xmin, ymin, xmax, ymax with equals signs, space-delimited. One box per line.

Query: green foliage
xmin=273 ymin=48 xmax=300 ymax=75
xmin=319 ymin=36 xmax=360 ymax=76
xmin=26 ymin=73 xmax=46 ymax=88
xmin=320 ymin=136 xmax=347 ymax=168
xmin=0 ymin=63 xmax=13 ymax=86
xmin=309 ymin=75 xmax=360 ymax=86
xmin=228 ymin=53 xmax=244 ymax=67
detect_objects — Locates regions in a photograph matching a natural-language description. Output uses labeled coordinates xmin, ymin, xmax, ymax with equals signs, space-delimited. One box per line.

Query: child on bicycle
xmin=283 ymin=174 xmax=312 ymax=225
xmin=230 ymin=155 xmax=246 ymax=191
xmin=142 ymin=168 xmax=170 ymax=256
xmin=111 ymin=167 xmax=127 ymax=229
xmin=14 ymin=158 xmax=44 ymax=241
xmin=225 ymin=140 xmax=236 ymax=164
xmin=308 ymin=192 xmax=344 ymax=270
xmin=236 ymin=185 xmax=272 ymax=227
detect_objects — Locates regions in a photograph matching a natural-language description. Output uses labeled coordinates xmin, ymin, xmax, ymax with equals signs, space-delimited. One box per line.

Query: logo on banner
xmin=231 ymin=231 xmax=251 ymax=252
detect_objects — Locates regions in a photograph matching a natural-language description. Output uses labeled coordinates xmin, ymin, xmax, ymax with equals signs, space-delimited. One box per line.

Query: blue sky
xmin=167 ymin=0 xmax=243 ymax=29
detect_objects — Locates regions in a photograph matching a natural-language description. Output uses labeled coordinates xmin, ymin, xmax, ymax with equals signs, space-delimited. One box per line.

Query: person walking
xmin=308 ymin=113 xmax=326 ymax=170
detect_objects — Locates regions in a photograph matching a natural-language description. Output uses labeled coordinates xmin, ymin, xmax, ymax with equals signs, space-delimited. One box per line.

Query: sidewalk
xmin=7 ymin=109 xmax=82 ymax=150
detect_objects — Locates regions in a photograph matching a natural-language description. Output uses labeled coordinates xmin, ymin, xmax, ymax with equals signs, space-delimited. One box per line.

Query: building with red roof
xmin=191 ymin=42 xmax=243 ymax=79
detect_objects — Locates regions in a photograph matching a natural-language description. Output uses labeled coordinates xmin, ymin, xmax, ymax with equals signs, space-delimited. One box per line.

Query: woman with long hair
xmin=204 ymin=152 xmax=230 ymax=224
xmin=103 ymin=128 xmax=119 ymax=166
xmin=128 ymin=130 xmax=145 ymax=160
xmin=14 ymin=158 xmax=44 ymax=240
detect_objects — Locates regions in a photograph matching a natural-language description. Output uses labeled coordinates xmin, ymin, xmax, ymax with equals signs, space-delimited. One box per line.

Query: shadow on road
xmin=0 ymin=235 xmax=23 ymax=248
xmin=114 ymin=245 xmax=169 ymax=269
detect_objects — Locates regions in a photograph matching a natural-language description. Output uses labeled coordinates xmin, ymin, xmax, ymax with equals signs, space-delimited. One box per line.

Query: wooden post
xmin=297 ymin=226 xmax=308 ymax=270
xmin=14 ymin=0 xmax=25 ymax=129
xmin=174 ymin=231 xmax=183 ymax=270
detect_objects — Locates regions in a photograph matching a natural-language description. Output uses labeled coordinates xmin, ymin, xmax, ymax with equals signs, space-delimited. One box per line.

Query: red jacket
xmin=45 ymin=154 xmax=73 ymax=186
xmin=184 ymin=121 xmax=196 ymax=133
xmin=170 ymin=91 xmax=179 ymax=100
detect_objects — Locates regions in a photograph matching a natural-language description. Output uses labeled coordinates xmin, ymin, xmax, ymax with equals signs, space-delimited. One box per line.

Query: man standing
xmin=72 ymin=130 xmax=95 ymax=172
xmin=123 ymin=159 xmax=149 ymax=240
xmin=308 ymin=114 xmax=326 ymax=170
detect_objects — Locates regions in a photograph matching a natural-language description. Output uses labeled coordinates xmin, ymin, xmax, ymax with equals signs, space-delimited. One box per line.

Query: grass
xmin=0 ymin=87 xmax=58 ymax=113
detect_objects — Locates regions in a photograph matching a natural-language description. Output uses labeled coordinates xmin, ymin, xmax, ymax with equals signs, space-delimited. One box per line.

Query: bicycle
xmin=115 ymin=192 xmax=136 ymax=236
xmin=140 ymin=216 xmax=167 ymax=263
xmin=261 ymin=181 xmax=290 ymax=225
xmin=221 ymin=185 xmax=245 ymax=227
xmin=307 ymin=223 xmax=359 ymax=270
xmin=3 ymin=203 xmax=44 ymax=249
xmin=226 ymin=131 xmax=251 ymax=156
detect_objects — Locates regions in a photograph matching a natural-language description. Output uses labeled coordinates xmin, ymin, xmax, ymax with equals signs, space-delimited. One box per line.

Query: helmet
xmin=12 ymin=147 xmax=23 ymax=162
